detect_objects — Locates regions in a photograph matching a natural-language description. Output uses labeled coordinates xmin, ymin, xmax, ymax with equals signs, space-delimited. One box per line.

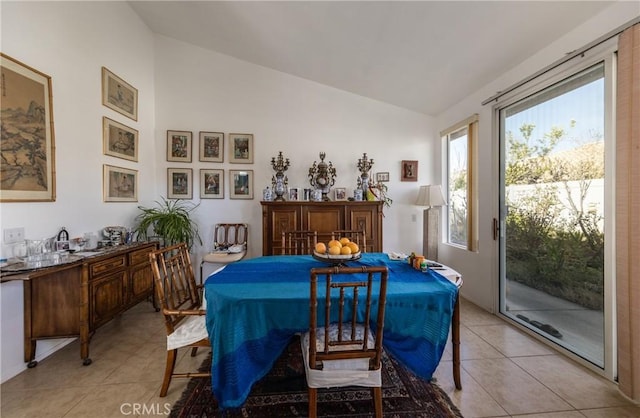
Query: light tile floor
xmin=1 ymin=298 xmax=638 ymax=417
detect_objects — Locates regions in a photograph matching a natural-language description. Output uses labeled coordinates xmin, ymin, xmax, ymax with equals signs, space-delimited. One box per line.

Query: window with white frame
xmin=443 ymin=115 xmax=478 ymax=250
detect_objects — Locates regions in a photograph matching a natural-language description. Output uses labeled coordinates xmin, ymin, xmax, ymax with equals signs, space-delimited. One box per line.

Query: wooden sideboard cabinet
xmin=20 ymin=242 xmax=157 ymax=367
xmin=261 ymin=201 xmax=383 ymax=255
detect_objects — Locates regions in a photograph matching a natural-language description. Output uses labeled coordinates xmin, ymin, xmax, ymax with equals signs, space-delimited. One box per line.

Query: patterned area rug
xmin=171 ymin=336 xmax=464 ymax=417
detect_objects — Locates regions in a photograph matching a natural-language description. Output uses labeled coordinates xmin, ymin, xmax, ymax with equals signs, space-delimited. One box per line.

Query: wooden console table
xmin=1 ymin=242 xmax=157 ymax=367
xmin=261 ymin=200 xmax=383 ymax=255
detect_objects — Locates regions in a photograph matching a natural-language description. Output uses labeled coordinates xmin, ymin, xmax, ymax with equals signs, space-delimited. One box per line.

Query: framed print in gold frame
xmin=167 ymin=130 xmax=192 ymax=162
xmin=103 ymin=164 xmax=137 ymax=202
xmin=103 ymin=117 xmax=138 ymax=162
xmin=229 ymin=133 xmax=253 ymax=164
xmin=229 ymin=169 xmax=253 ymax=199
xmin=199 ymin=131 xmax=224 ymax=162
xmin=0 ymin=53 xmax=56 ymax=202
xmin=200 ymin=169 xmax=224 ymax=199
xmin=101 ymin=67 xmax=138 ymax=121
xmin=168 ymin=168 xmax=193 ymax=199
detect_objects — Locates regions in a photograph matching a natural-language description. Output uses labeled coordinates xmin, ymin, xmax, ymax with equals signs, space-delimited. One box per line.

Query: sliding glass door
xmin=498 ymin=62 xmax=610 ymax=368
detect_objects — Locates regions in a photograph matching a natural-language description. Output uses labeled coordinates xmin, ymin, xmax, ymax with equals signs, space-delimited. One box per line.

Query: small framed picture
xmin=376 ymin=172 xmax=390 ymax=183
xmin=200 ymin=169 xmax=224 ymax=199
xmin=288 ymin=188 xmax=300 ymax=201
xmin=229 ymin=169 xmax=253 ymax=199
xmin=56 ymin=241 xmax=70 ymax=251
xmin=103 ymin=117 xmax=138 ymax=162
xmin=229 ymin=133 xmax=254 ymax=164
xmin=199 ymin=131 xmax=224 ymax=162
xmin=101 ymin=67 xmax=138 ymax=121
xmin=401 ymin=160 xmax=418 ymax=182
xmin=334 ymin=187 xmax=347 ymax=201
xmin=167 ymin=130 xmax=192 ymax=162
xmin=103 ymin=164 xmax=137 ymax=202
xmin=167 ymin=168 xmax=193 ymax=199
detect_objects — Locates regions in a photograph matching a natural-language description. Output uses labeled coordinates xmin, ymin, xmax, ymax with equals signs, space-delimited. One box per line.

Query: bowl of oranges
xmin=312 ymin=237 xmax=361 ymax=265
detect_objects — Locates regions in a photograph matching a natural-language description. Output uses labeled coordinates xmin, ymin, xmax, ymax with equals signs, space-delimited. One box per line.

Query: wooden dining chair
xmin=200 ymin=223 xmax=248 ymax=282
xmin=281 ymin=230 xmax=318 ymax=255
xmin=301 ymin=265 xmax=389 ymax=418
xmin=149 ymin=243 xmax=210 ymax=397
xmin=331 ymin=229 xmax=367 ymax=252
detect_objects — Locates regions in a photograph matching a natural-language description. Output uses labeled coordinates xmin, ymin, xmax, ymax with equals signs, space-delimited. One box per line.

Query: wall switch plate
xmin=411 ymin=214 xmax=417 ymax=222
xmin=3 ymin=227 xmax=25 ymax=244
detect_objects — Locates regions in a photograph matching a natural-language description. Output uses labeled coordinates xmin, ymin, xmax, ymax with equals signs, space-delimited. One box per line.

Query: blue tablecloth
xmin=204 ymin=253 xmax=458 ymax=409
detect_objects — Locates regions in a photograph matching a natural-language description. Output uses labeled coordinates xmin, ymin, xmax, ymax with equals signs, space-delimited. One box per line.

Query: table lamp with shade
xmin=415 ymin=185 xmax=447 ymax=261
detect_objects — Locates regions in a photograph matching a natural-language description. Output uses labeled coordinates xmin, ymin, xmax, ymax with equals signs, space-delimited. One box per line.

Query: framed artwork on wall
xmin=0 ymin=53 xmax=56 ymax=202
xmin=229 ymin=169 xmax=253 ymax=199
xmin=376 ymin=172 xmax=390 ymax=182
xmin=200 ymin=169 xmax=224 ymax=199
xmin=103 ymin=164 xmax=137 ymax=202
xmin=401 ymin=160 xmax=418 ymax=182
xmin=167 ymin=130 xmax=192 ymax=162
xmin=103 ymin=117 xmax=138 ymax=162
xmin=229 ymin=133 xmax=254 ymax=164
xmin=101 ymin=67 xmax=138 ymax=121
xmin=167 ymin=168 xmax=193 ymax=199
xmin=199 ymin=131 xmax=224 ymax=162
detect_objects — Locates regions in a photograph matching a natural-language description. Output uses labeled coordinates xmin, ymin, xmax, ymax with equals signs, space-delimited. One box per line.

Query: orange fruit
xmin=328 ymin=239 xmax=342 ymax=249
xmin=315 ymin=242 xmax=327 ymax=254
xmin=340 ymin=246 xmax=352 ymax=255
xmin=339 ymin=237 xmax=351 ymax=246
xmin=328 ymin=246 xmax=341 ymax=255
xmin=347 ymin=242 xmax=359 ymax=253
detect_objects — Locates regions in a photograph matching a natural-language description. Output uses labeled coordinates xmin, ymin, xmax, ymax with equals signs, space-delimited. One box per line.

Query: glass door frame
xmin=494 ymin=40 xmax=618 ymax=381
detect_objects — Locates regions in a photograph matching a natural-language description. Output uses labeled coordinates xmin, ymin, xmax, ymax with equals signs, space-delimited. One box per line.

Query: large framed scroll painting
xmin=0 ymin=54 xmax=56 ymax=202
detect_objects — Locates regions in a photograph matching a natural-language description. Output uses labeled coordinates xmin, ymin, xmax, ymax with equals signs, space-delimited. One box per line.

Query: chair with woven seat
xmin=331 ymin=229 xmax=367 ymax=252
xmin=149 ymin=243 xmax=210 ymax=397
xmin=200 ymin=223 xmax=248 ymax=283
xmin=281 ymin=230 xmax=318 ymax=255
xmin=301 ymin=265 xmax=389 ymax=418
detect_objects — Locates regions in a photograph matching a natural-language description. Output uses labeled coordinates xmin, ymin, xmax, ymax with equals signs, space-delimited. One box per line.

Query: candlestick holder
xmin=270 ymin=151 xmax=290 ymax=201
xmin=357 ymin=153 xmax=374 ymax=193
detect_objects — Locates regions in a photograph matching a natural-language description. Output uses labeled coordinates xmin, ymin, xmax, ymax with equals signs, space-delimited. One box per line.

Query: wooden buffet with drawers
xmin=260 ymin=200 xmax=384 ymax=255
xmin=1 ymin=242 xmax=157 ymax=367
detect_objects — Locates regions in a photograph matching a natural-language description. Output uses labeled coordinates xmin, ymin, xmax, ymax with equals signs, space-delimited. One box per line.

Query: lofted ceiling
xmin=129 ymin=1 xmax=615 ymax=115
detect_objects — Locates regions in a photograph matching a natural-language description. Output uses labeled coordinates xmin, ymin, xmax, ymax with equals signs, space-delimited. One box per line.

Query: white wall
xmin=434 ymin=2 xmax=639 ymax=312
xmin=0 ymin=2 xmax=156 ymax=382
xmin=153 ymin=35 xmax=437 ymax=268
xmin=1 ymin=2 xmax=437 ymax=383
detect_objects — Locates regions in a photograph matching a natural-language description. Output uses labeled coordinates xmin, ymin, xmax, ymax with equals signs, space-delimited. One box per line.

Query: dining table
xmin=204 ymin=252 xmax=460 ymax=409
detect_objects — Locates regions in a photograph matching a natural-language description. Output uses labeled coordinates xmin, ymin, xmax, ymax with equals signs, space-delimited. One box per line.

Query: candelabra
xmin=270 ymin=151 xmax=290 ymax=201
xmin=308 ymin=152 xmax=336 ymax=201
xmin=357 ymin=153 xmax=374 ymax=193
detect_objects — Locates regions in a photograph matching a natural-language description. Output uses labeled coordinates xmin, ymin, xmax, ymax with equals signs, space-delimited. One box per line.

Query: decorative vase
xmin=274 ymin=174 xmax=286 ymax=201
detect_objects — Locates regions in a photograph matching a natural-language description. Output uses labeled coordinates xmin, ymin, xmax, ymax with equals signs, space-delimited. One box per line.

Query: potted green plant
xmin=134 ymin=197 xmax=202 ymax=250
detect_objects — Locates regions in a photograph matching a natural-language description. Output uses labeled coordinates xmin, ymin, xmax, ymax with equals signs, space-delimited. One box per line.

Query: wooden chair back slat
xmin=149 ymin=243 xmax=201 ymax=335
xmin=214 ymin=223 xmax=248 ymax=250
xmin=309 ymin=265 xmax=388 ymax=369
xmin=331 ymin=229 xmax=367 ymax=253
xmin=281 ymin=230 xmax=318 ymax=255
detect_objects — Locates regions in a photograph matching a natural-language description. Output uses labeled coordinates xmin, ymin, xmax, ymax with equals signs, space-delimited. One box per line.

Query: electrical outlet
xmin=3 ymin=227 xmax=25 ymax=244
